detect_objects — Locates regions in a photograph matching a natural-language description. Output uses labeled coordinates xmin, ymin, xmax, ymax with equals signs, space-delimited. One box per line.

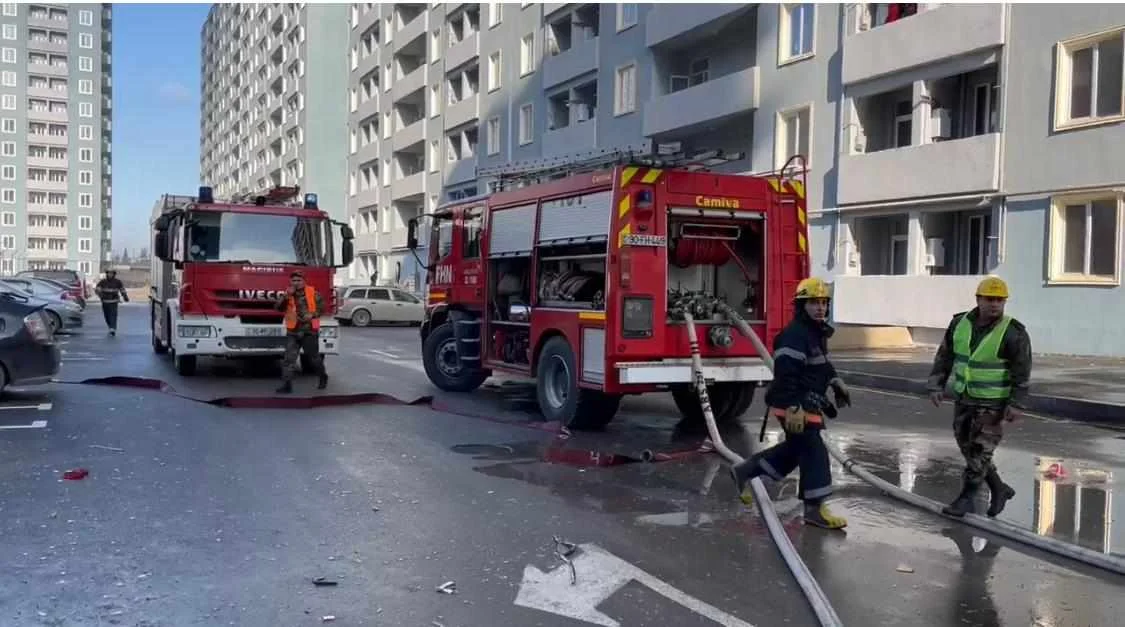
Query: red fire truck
xmin=149 ymin=186 xmax=355 ymax=376
xmin=408 ymin=146 xmax=810 ymax=430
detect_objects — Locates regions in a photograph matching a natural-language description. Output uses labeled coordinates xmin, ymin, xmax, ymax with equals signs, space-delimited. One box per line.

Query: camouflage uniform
xmin=928 ymin=307 xmax=1032 ymax=516
xmin=275 ymin=290 xmax=327 ymax=385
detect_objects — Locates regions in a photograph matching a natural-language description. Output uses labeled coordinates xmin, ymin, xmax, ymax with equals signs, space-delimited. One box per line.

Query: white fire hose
xmin=708 ymin=300 xmax=1125 ymax=579
xmin=675 ymin=296 xmax=844 ymax=627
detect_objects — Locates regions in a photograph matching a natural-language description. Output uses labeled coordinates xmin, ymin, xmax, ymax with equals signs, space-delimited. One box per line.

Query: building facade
xmin=199 ymin=3 xmax=349 ymax=223
xmin=0 ymin=2 xmax=112 ymax=278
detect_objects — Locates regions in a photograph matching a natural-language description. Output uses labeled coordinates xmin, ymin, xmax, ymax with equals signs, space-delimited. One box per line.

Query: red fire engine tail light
xmin=619 ymin=248 xmax=633 ymax=288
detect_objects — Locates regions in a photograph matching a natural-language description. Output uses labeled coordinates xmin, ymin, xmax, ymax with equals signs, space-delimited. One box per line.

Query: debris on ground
xmin=62 ymin=468 xmax=89 ymax=481
xmin=90 ymin=444 xmax=125 ymax=452
xmin=552 ymin=535 xmax=579 ymax=585
xmin=312 ymin=577 xmax=337 ymax=587
xmin=321 ymin=615 xmax=336 ymax=622
xmin=435 ymin=581 xmax=457 ymax=595
xmin=896 ymin=564 xmax=914 ymax=574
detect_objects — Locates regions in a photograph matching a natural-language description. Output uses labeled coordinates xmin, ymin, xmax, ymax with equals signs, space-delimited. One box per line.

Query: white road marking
xmin=62 ymin=357 xmax=106 ymax=361
xmin=514 ymin=543 xmax=754 ymax=627
xmin=0 ymin=403 xmax=52 ymax=411
xmin=0 ymin=420 xmax=48 ymax=430
xmin=368 ymin=348 xmax=402 ymax=359
xmin=852 ymin=385 xmax=1052 ymax=420
xmin=361 ymin=351 xmax=426 ymax=374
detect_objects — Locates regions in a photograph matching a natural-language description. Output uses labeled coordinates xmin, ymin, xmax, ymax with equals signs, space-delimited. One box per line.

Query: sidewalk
xmin=833 ymin=348 xmax=1125 ymax=425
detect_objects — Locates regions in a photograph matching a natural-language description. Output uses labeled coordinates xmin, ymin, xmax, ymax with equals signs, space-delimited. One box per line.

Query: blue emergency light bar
xmin=304 ymin=193 xmax=318 ymax=209
xmin=198 ymin=186 xmax=214 ymax=204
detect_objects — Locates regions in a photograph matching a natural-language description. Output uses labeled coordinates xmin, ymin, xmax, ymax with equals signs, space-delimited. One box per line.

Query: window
xmin=1 ymin=235 xmax=12 ymax=250
xmin=79 ymin=124 xmax=93 ymax=140
xmin=79 ymin=170 xmax=92 ymax=185
xmin=1 ymin=211 xmax=12 ymax=225
xmin=520 ymin=33 xmax=535 ymax=76
xmin=893 ymin=99 xmax=911 ymax=148
xmin=1 ymin=118 xmax=12 ymax=133
xmin=0 ymin=94 xmax=12 ymax=110
xmin=1054 ymin=28 xmax=1125 ymax=129
xmin=79 ymin=238 xmax=92 ymax=253
xmin=1 ymin=165 xmax=12 ymax=180
xmin=79 ymin=215 xmax=93 ymax=230
xmin=79 ymin=102 xmax=93 ymax=117
xmin=431 ymin=30 xmax=440 ymax=63
xmin=80 ymin=148 xmax=92 ymax=162
xmin=0 ymin=70 xmax=13 ymax=86
xmin=614 ymin=63 xmax=636 ymax=116
xmin=1 ymin=140 xmax=13 ymax=156
xmin=518 ymin=103 xmax=533 ymax=145
xmin=616 ymin=4 xmax=638 ymax=32
xmin=430 ymin=84 xmax=440 ymax=117
xmin=79 ymin=9 xmax=94 ymax=26
xmin=429 ymin=139 xmax=439 ymax=172
xmin=79 ymin=79 xmax=93 ymax=94
xmin=1 ymin=47 xmax=13 ymax=63
xmin=488 ymin=51 xmax=502 ymax=91
xmin=487 ymin=116 xmax=500 ymax=155
xmin=776 ymin=105 xmax=811 ymax=168
xmin=780 ymin=4 xmax=815 ymax=63
xmin=1048 ymin=192 xmax=1122 ymax=283
xmin=487 ymin=2 xmax=501 ymax=28
xmin=79 ymin=261 xmax=91 ymax=274
xmin=79 ymin=193 xmax=92 ymax=208
xmin=1 ymin=25 xmax=15 ymax=40
xmin=79 ymin=56 xmax=93 ymax=72
xmin=462 ymin=207 xmax=483 ymax=259
xmin=1 ymin=188 xmax=13 ymax=203
xmin=79 ymin=33 xmax=93 ymax=49
xmin=1 ymin=3 xmax=14 ymax=16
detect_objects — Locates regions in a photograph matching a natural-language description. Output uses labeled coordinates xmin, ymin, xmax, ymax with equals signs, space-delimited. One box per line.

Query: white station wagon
xmin=335 ymin=286 xmax=425 ymax=327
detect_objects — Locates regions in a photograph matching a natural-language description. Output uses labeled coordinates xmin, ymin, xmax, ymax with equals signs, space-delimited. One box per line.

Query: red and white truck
xmin=408 ymin=146 xmax=810 ymax=429
xmin=149 ymin=186 xmax=355 ymax=376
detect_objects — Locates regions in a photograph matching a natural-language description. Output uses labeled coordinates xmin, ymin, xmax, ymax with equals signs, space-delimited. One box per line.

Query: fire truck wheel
xmin=150 ymin=305 xmax=168 ymax=354
xmin=536 ymin=336 xmax=621 ymax=431
xmin=174 ymin=352 xmax=197 ymax=377
xmin=422 ymin=322 xmax=488 ymax=393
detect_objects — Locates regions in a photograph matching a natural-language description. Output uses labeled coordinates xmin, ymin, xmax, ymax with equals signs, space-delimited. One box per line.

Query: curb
xmin=838 ymin=370 xmax=1125 ymax=426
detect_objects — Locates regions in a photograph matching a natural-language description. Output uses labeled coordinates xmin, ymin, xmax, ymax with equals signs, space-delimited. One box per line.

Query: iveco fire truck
xmin=149 ymin=186 xmax=355 ymax=376
xmin=408 ymin=143 xmax=810 ymax=430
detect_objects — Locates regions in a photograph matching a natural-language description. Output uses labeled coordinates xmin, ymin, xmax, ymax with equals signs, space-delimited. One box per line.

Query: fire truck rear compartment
xmin=666 ymin=218 xmax=764 ymax=321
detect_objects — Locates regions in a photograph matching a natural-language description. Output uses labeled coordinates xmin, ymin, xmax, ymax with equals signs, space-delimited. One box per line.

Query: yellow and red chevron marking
xmin=770 ymin=177 xmax=809 ymax=254
xmin=619 ymin=165 xmax=664 ymax=188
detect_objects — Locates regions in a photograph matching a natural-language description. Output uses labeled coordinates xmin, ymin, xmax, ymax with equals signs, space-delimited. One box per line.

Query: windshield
xmin=432 ymin=215 xmax=454 ymax=261
xmin=186 ymin=211 xmax=331 ymax=265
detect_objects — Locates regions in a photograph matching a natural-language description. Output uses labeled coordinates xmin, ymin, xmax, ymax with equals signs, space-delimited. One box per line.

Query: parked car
xmin=335 ymin=285 xmax=425 ymax=327
xmin=15 ymin=269 xmax=87 ymax=309
xmin=0 ymin=287 xmax=62 ymax=395
xmin=0 ymin=279 xmax=83 ymax=333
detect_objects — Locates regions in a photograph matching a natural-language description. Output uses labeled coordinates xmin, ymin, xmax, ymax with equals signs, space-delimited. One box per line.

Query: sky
xmin=112 ymin=3 xmax=212 ymax=255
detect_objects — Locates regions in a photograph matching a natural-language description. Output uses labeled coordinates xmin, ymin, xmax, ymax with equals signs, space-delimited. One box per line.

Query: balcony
xmin=28 ymin=203 xmax=66 ymax=215
xmin=643 ymin=66 xmax=759 ymax=137
xmin=26 ymin=248 xmax=69 ymax=260
xmin=27 ymin=224 xmax=68 ymax=237
xmin=27 ymin=109 xmax=69 ymax=123
xmin=27 ymin=39 xmax=68 ymax=54
xmin=355 ymin=93 xmax=379 ymax=120
xmin=543 ymin=120 xmax=596 ymax=158
xmin=394 ymin=119 xmax=425 ymax=149
xmin=27 ymin=179 xmax=69 ymax=192
xmin=352 ymin=186 xmax=379 ymax=210
xmin=354 ymin=232 xmax=379 ymax=254
xmin=837 ymin=133 xmax=1000 ymax=206
xmin=444 ymin=95 xmax=478 ymax=130
xmin=646 ymin=4 xmax=751 ymax=49
xmin=29 ymin=14 xmax=66 ymax=29
xmin=391 ymin=66 xmax=426 ymax=102
xmin=445 ymin=32 xmax=479 ymax=72
xmin=34 ymin=63 xmax=70 ymax=77
xmin=355 ymin=139 xmax=379 ymax=165
xmin=389 ymin=227 xmax=410 ymax=250
xmin=392 ymin=171 xmax=425 ymax=201
xmin=396 ymin=12 xmax=427 ymax=48
xmin=443 ymin=157 xmax=477 ymax=186
xmin=27 ymin=156 xmax=67 ymax=168
xmin=543 ymin=38 xmax=598 ymax=88
xmin=842 ymin=4 xmax=1005 ymax=86
xmin=28 ymin=86 xmax=66 ymax=99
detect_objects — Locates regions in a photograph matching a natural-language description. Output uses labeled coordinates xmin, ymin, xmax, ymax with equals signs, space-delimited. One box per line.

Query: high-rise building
xmin=0 ymin=2 xmax=113 ymax=278
xmin=199 ymin=3 xmax=349 ymax=226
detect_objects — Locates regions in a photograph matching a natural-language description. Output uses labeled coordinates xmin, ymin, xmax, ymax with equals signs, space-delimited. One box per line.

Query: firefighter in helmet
xmin=927 ymin=276 xmax=1031 ymax=518
xmin=730 ymin=277 xmax=851 ymax=530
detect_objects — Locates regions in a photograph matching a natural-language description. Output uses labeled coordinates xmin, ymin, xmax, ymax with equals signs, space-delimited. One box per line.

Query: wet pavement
xmin=0 ymin=304 xmax=1122 ymax=626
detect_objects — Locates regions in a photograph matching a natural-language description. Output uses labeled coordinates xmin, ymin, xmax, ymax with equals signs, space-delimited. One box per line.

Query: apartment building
xmin=0 ymin=2 xmax=112 ymax=277
xmin=199 ymin=3 xmax=348 ymax=223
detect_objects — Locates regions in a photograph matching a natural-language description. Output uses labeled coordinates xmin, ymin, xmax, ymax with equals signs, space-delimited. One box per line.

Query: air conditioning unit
xmin=931 ymin=108 xmax=952 ymax=140
xmin=924 ymin=237 xmax=945 ymax=267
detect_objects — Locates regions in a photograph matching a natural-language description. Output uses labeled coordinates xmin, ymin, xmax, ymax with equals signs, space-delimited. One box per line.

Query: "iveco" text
xmin=238 ymin=289 xmax=285 ymax=300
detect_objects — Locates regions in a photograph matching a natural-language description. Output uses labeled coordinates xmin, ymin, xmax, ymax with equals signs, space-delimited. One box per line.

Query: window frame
xmin=774 ymin=103 xmax=813 ymax=170
xmin=778 ymin=3 xmax=817 ymax=66
xmin=616 ymin=3 xmax=638 ymax=33
xmin=79 ymin=9 xmax=94 ymax=26
xmin=614 ymin=62 xmax=637 ymax=117
xmin=488 ymin=50 xmax=502 ymax=92
xmin=79 ymin=32 xmax=94 ymax=49
xmin=1 ymin=24 xmax=15 ymax=40
xmin=79 ymin=215 xmax=93 ymax=230
xmin=486 ymin=116 xmax=501 ymax=156
xmin=519 ymin=32 xmax=535 ymax=77
xmin=1 ymin=188 xmax=14 ymax=204
xmin=1047 ymin=190 xmax=1124 ymax=285
xmin=1 ymin=117 xmax=13 ymax=133
xmin=518 ymin=103 xmax=534 ymax=145
xmin=1053 ymin=27 xmax=1125 ymax=131
xmin=79 ymin=55 xmax=93 ymax=72
xmin=79 ymin=238 xmax=92 ymax=253
xmin=79 ymin=192 xmax=93 ymax=208
xmin=1 ymin=47 xmax=14 ymax=63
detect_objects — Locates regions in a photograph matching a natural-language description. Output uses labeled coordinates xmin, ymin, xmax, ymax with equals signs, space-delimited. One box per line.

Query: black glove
xmin=801 ymin=390 xmax=837 ymax=419
xmin=829 ymin=377 xmax=851 ymax=408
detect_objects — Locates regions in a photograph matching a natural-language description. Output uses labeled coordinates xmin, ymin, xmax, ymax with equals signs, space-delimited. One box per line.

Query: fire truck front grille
xmin=224 ymin=336 xmax=288 ymax=350
xmin=212 ymin=290 xmax=284 ymax=312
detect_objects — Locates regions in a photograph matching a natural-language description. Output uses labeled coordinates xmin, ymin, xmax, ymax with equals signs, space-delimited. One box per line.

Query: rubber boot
xmin=942 ymin=480 xmax=979 ymax=517
xmin=317 ymin=372 xmax=328 ymax=390
xmin=984 ymin=469 xmax=1015 ymax=518
xmin=803 ymin=502 xmax=847 ymax=529
xmin=276 ymin=381 xmax=293 ymax=394
xmin=729 ymin=455 xmax=761 ymax=505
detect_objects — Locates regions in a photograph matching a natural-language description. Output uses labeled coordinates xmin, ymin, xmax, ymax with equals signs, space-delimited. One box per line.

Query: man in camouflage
xmin=273 ymin=271 xmax=329 ymax=394
xmin=927 ymin=276 xmax=1032 ymax=518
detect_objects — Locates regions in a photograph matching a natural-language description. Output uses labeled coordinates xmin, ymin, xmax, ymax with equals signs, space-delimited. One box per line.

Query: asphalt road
xmin=0 ymin=304 xmax=1122 ymax=626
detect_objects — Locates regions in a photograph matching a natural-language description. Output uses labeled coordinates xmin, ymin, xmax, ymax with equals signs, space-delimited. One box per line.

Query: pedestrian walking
xmin=273 ymin=270 xmax=328 ymax=394
xmin=730 ymin=277 xmax=852 ymax=530
xmin=95 ymin=268 xmax=128 ymax=336
xmin=926 ymin=276 xmax=1032 ymax=518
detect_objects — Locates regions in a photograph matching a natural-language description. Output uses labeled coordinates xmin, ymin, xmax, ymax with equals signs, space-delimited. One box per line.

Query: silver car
xmin=335 ymin=286 xmax=425 ymax=327
xmin=0 ymin=278 xmax=84 ymax=332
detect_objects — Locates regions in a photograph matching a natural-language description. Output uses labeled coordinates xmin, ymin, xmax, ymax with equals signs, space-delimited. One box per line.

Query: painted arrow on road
xmin=514 ymin=543 xmax=755 ymax=627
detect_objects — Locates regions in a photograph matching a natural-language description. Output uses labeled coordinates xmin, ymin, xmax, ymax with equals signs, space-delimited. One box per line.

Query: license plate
xmin=247 ymin=327 xmax=283 ymax=337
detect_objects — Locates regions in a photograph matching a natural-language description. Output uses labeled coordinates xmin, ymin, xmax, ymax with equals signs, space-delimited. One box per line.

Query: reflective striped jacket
xmin=764 ymin=313 xmax=839 ymax=411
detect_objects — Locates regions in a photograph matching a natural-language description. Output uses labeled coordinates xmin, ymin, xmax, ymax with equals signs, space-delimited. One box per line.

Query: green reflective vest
xmin=951 ymin=314 xmax=1012 ymax=400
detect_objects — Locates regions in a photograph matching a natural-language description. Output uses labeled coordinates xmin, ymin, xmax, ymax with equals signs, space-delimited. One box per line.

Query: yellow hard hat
xmin=794 ymin=277 xmax=831 ymax=301
xmin=976 ymin=276 xmax=1009 ymax=299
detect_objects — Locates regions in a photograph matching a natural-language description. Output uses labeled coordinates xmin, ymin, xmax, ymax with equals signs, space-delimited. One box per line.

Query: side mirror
xmin=340 ymin=239 xmax=355 ymax=267
xmin=153 ymin=232 xmax=170 ymax=262
xmin=340 ymin=224 xmax=355 ymax=240
xmin=406 ymin=218 xmax=419 ymax=250
xmin=154 ymin=215 xmax=170 ymax=232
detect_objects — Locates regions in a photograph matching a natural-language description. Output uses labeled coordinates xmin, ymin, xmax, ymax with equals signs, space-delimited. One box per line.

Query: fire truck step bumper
xmin=614 ymin=358 xmax=773 ymax=385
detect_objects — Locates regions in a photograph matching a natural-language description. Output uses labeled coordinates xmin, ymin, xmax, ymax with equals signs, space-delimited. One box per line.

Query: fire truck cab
xmin=409 ymin=146 xmax=809 ymax=430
